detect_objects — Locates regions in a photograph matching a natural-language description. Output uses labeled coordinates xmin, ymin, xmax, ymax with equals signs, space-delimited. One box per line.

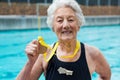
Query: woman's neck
xmin=58 ymin=39 xmax=77 ymax=53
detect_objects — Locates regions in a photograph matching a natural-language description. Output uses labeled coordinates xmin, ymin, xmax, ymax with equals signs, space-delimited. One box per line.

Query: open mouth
xmin=61 ymin=31 xmax=72 ymax=34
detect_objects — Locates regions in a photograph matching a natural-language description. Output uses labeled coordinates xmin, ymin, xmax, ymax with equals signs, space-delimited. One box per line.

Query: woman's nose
xmin=63 ymin=20 xmax=70 ymax=29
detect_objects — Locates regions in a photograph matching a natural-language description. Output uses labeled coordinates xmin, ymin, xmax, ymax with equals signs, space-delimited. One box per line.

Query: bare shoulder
xmin=37 ymin=54 xmax=46 ymax=65
xmin=84 ymin=43 xmax=101 ymax=59
xmin=84 ymin=43 xmax=108 ymax=64
xmin=37 ymin=53 xmax=49 ymax=72
xmin=33 ymin=54 xmax=44 ymax=70
xmin=84 ymin=43 xmax=111 ymax=79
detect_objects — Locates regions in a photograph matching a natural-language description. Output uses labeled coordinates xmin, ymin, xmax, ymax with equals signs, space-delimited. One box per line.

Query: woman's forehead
xmin=55 ymin=15 xmax=76 ymax=19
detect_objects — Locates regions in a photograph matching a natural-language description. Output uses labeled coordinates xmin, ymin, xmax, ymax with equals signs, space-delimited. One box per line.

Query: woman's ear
xmin=77 ymin=22 xmax=81 ymax=31
xmin=77 ymin=26 xmax=80 ymax=31
xmin=77 ymin=19 xmax=81 ymax=31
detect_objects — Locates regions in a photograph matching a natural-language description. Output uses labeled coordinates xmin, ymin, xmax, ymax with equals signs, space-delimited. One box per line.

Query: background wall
xmin=0 ymin=3 xmax=120 ymax=16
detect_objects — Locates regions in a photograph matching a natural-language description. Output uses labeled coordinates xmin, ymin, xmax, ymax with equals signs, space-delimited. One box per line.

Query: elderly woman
xmin=16 ymin=0 xmax=111 ymax=80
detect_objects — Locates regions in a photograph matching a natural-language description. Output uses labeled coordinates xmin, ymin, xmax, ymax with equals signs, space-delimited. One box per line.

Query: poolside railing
xmin=0 ymin=15 xmax=120 ymax=30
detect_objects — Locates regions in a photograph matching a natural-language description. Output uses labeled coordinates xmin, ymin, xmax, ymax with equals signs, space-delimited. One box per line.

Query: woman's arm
xmin=94 ymin=49 xmax=111 ymax=80
xmin=16 ymin=55 xmax=44 ymax=80
xmin=16 ymin=61 xmax=34 ymax=80
xmin=16 ymin=40 xmax=45 ymax=80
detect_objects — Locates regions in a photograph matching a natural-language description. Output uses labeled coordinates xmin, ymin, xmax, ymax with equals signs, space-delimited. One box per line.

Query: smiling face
xmin=53 ymin=7 xmax=80 ymax=41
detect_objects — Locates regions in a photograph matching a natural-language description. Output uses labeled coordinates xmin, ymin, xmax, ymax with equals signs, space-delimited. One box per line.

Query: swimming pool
xmin=0 ymin=25 xmax=120 ymax=80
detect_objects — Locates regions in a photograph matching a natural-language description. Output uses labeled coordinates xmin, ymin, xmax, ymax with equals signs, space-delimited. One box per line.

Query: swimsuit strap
xmin=44 ymin=42 xmax=59 ymax=62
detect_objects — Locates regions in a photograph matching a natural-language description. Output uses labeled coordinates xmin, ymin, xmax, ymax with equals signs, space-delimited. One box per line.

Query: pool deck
xmin=0 ymin=15 xmax=120 ymax=30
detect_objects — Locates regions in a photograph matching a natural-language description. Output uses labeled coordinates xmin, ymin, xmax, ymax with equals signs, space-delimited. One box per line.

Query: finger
xmin=28 ymin=44 xmax=38 ymax=49
xmin=30 ymin=39 xmax=42 ymax=54
xmin=27 ymin=40 xmax=38 ymax=50
xmin=34 ymin=40 xmax=40 ymax=54
xmin=31 ymin=40 xmax=40 ymax=52
xmin=25 ymin=48 xmax=36 ymax=56
xmin=25 ymin=46 xmax=37 ymax=54
xmin=31 ymin=39 xmax=38 ymax=45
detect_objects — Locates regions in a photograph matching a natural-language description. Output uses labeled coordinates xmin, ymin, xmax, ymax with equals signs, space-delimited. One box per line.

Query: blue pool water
xmin=0 ymin=25 xmax=120 ymax=80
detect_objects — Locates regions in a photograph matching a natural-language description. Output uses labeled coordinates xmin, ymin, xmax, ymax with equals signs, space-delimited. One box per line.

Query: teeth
xmin=62 ymin=31 xmax=72 ymax=34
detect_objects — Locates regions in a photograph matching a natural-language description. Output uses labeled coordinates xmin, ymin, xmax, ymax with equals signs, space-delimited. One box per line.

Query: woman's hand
xmin=16 ymin=40 xmax=47 ymax=80
xmin=25 ymin=40 xmax=47 ymax=63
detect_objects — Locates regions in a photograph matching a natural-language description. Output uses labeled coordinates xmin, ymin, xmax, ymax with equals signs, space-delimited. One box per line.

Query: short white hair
xmin=47 ymin=0 xmax=85 ymax=28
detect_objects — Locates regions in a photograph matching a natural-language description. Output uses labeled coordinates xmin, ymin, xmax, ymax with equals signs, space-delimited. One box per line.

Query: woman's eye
xmin=68 ymin=19 xmax=74 ymax=22
xmin=57 ymin=20 xmax=63 ymax=23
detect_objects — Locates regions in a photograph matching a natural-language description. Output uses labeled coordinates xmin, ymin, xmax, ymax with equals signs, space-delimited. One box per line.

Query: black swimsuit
xmin=45 ymin=42 xmax=91 ymax=80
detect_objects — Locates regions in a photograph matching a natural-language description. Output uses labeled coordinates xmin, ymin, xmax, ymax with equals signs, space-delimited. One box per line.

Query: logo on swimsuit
xmin=57 ymin=67 xmax=73 ymax=75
